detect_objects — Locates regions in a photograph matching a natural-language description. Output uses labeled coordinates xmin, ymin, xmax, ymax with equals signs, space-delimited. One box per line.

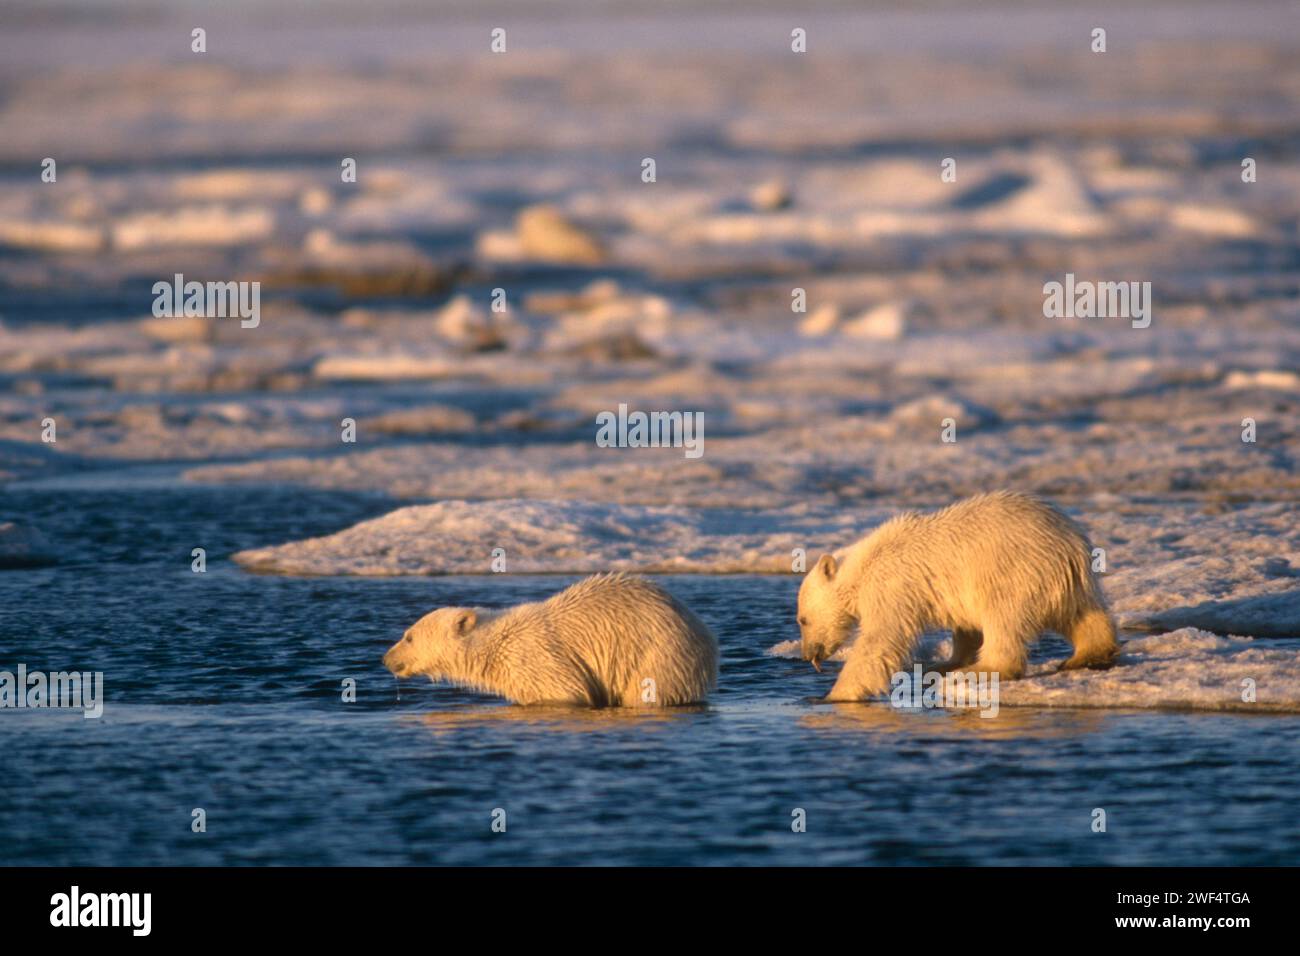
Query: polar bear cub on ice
xmin=798 ymin=491 xmax=1117 ymax=701
xmin=384 ymin=573 xmax=718 ymax=706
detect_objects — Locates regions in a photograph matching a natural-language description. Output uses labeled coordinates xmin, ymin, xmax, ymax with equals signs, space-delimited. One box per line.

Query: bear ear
xmin=454 ymin=609 xmax=477 ymax=635
xmin=817 ymin=553 xmax=837 ymax=579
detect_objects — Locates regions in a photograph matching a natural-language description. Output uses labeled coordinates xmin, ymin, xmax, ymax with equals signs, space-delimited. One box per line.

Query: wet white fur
xmin=384 ymin=573 xmax=718 ymax=706
xmin=797 ymin=491 xmax=1117 ymax=701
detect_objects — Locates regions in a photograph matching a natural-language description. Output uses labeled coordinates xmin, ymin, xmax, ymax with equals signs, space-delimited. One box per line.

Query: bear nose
xmin=384 ymin=653 xmax=410 ymax=677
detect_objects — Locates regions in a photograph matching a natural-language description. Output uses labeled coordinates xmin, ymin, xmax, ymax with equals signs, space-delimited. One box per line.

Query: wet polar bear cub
xmin=384 ymin=573 xmax=718 ymax=706
xmin=798 ymin=491 xmax=1118 ymax=701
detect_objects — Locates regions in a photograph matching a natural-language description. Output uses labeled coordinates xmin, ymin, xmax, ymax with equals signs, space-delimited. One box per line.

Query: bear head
xmin=384 ymin=606 xmax=478 ymax=680
xmin=797 ymin=553 xmax=854 ymax=670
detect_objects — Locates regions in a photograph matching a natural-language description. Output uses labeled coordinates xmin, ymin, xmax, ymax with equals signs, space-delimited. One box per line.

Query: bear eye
xmin=404 ymin=634 xmax=414 ymax=644
xmin=798 ymin=617 xmax=808 ymax=627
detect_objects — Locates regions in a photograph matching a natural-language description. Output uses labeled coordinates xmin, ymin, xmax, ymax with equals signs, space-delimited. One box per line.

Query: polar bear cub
xmin=384 ymin=573 xmax=718 ymax=707
xmin=797 ymin=491 xmax=1118 ymax=701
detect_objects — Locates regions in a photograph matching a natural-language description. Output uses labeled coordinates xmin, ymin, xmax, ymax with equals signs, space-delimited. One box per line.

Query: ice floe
xmin=770 ymin=629 xmax=1300 ymax=714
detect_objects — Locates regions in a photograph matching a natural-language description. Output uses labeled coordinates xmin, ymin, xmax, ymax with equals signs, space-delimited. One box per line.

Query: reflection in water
xmin=800 ymin=700 xmax=1109 ymax=740
xmin=407 ymin=697 xmax=1107 ymax=742
xmin=414 ymin=703 xmax=708 ymax=735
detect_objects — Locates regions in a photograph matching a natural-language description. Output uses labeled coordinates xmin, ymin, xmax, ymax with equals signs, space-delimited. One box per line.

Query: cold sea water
xmin=2 ymin=481 xmax=1299 ymax=866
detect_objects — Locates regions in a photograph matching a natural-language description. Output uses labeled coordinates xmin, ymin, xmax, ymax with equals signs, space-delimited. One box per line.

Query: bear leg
xmin=970 ymin=623 xmax=1029 ymax=681
xmin=1059 ymin=608 xmax=1119 ymax=671
xmin=825 ymin=656 xmax=875 ymax=701
xmin=824 ymin=642 xmax=898 ymax=701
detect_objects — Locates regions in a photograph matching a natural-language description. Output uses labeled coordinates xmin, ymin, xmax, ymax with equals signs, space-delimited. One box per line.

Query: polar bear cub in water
xmin=384 ymin=573 xmax=718 ymax=706
xmin=797 ymin=491 xmax=1118 ymax=701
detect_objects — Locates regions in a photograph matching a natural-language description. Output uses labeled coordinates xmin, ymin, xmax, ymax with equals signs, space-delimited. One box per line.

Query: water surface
xmin=3 ymin=485 xmax=1297 ymax=865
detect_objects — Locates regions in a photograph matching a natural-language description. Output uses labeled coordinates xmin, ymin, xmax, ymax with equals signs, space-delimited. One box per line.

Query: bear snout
xmin=383 ymin=645 xmax=412 ymax=677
